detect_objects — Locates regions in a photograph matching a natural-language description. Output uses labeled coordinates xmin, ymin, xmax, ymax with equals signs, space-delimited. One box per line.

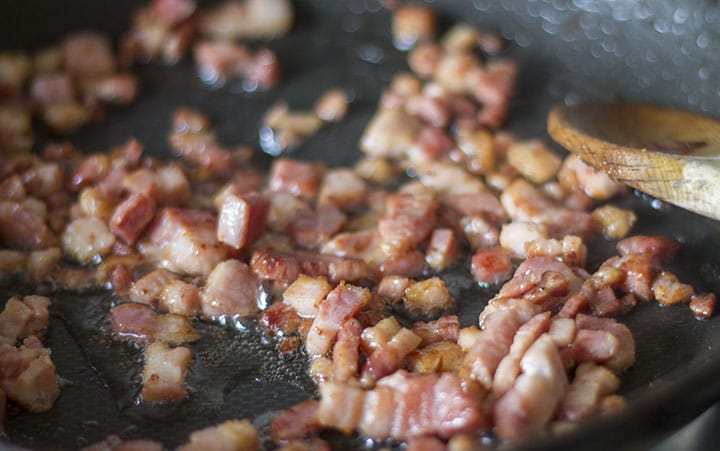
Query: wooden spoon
xmin=548 ymin=102 xmax=720 ymax=220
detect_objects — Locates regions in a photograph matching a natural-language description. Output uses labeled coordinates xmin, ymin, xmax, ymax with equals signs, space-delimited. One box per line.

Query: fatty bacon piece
xmin=0 ymin=336 xmax=59 ymax=412
xmin=361 ymin=323 xmax=422 ymax=385
xmin=251 ymin=249 xmax=369 ymax=284
xmin=109 ymin=303 xmax=199 ymax=345
xmin=217 ymin=190 xmax=269 ymax=250
xmin=141 ymin=341 xmax=192 ymax=403
xmin=332 ymin=319 xmax=363 ymax=382
xmin=306 ymin=283 xmax=370 ymax=356
xmin=270 ymin=399 xmax=321 ymax=443
xmin=177 ymin=419 xmax=259 ymax=451
xmin=0 ymin=201 xmax=57 ymax=251
xmin=318 ymin=370 xmax=486 ymax=440
xmin=0 ymin=295 xmax=51 ymax=345
xmin=201 ymin=259 xmax=261 ymax=319
xmin=493 ymin=334 xmax=568 ymax=441
xmin=559 ymin=362 xmax=620 ymax=421
xmin=139 ymin=207 xmax=232 ymax=276
xmin=573 ymin=314 xmax=635 ymax=374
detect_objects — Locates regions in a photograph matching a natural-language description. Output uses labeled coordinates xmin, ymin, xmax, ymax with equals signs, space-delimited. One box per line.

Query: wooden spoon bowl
xmin=548 ymin=102 xmax=720 ymax=220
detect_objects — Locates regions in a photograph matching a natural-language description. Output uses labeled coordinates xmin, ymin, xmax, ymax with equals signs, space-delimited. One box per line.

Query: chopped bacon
xmin=361 ymin=109 xmax=421 ymax=158
xmin=288 ymin=204 xmax=347 ymax=250
xmin=572 ymin=329 xmax=619 ymax=364
xmin=139 ymin=208 xmax=232 ymax=276
xmin=587 ymin=286 xmax=621 ymax=317
xmin=592 ymin=204 xmax=637 ymax=240
xmin=318 ymin=169 xmax=367 ymax=211
xmin=110 ymin=303 xmax=158 ymax=344
xmin=558 ymin=154 xmax=623 ymax=201
xmin=575 ymin=314 xmax=635 ymax=373
xmin=492 ymin=312 xmax=551 ymax=397
xmin=404 ymin=277 xmax=452 ymax=314
xmin=425 ymin=228 xmax=458 ymax=271
xmin=178 ymin=419 xmax=259 ymax=451
xmin=412 ymin=315 xmax=459 ymax=347
xmin=110 ymin=193 xmax=157 ymax=245
xmin=258 ymin=301 xmax=302 ymax=338
xmin=463 ymin=308 xmax=525 ymax=389
xmin=499 ymin=222 xmax=548 ymax=259
xmin=506 ymin=140 xmax=561 ymax=184
xmin=202 ymin=259 xmax=260 ymax=319
xmin=361 ymin=316 xmax=403 ymax=355
xmin=141 ymin=341 xmax=192 ymax=403
xmin=690 ymin=293 xmax=716 ymax=320
xmin=559 ymin=362 xmax=620 ymax=421
xmin=306 ymin=283 xmax=370 ymax=356
xmin=0 ymin=201 xmax=56 ymax=250
xmin=549 ymin=317 xmax=576 ymax=348
xmin=0 ymin=250 xmax=26 ymax=276
xmin=333 ymin=319 xmax=362 ymax=382
xmin=406 ymin=340 xmax=463 ymax=374
xmin=281 ymin=274 xmax=332 ymax=318
xmin=392 ymin=5 xmax=437 ymax=49
xmin=0 ymin=338 xmax=59 ymax=412
xmin=92 ymin=74 xmax=140 ymax=104
xmin=0 ymin=296 xmax=50 ymax=345
xmin=199 ymin=0 xmax=293 ymax=40
xmin=314 ymin=89 xmax=348 ymax=123
xmin=379 ymin=193 xmax=437 ymax=252
xmin=445 ymin=192 xmax=507 ymax=225
xmin=271 ymin=399 xmax=321 ymax=443
xmin=603 ymin=254 xmax=659 ymax=302
xmin=30 ymin=73 xmax=75 ymax=105
xmin=524 ymin=235 xmax=587 ymax=268
xmin=217 ymin=190 xmax=269 ymax=250
xmin=193 ymin=40 xmax=250 ymax=85
xmin=130 ymin=269 xmax=178 ymax=307
xmin=62 ymin=216 xmax=115 ymax=264
xmin=159 ymin=280 xmax=202 ymax=316
xmin=616 ymin=235 xmax=680 ymax=264
xmin=493 ymin=334 xmax=567 ymax=440
xmin=362 ymin=327 xmax=422 ymax=384
xmin=63 ymin=32 xmax=116 ymax=77
xmin=251 ymin=249 xmax=369 ymax=284
xmin=269 ymin=158 xmax=322 ymax=202
xmin=471 ymin=246 xmax=513 ymax=286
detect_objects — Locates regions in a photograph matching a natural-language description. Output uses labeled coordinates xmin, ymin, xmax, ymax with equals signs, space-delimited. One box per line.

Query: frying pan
xmin=2 ymin=0 xmax=720 ymax=449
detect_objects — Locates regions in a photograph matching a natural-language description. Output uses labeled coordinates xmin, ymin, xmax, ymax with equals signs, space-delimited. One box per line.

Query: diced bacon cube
xmin=524 ymin=235 xmax=587 ymax=268
xmin=318 ymin=169 xmax=367 ymax=211
xmin=314 ymin=89 xmax=348 ymax=123
xmin=360 ymin=109 xmax=421 ymax=158
xmin=575 ymin=314 xmax=635 ymax=373
xmin=507 ymin=140 xmax=561 ymax=184
xmin=30 ymin=73 xmax=75 ymax=105
xmin=0 ymin=340 xmax=59 ymax=412
xmin=155 ymin=313 xmax=199 ymax=345
xmin=592 ymin=205 xmax=637 ymax=239
xmin=288 ymin=204 xmax=347 ymax=250
xmin=217 ymin=190 xmax=269 ymax=249
xmin=499 ymin=222 xmax=548 ymax=259
xmin=549 ymin=317 xmax=576 ymax=348
xmin=202 ymin=260 xmax=260 ymax=319
xmin=178 ymin=420 xmax=258 ymax=451
xmin=362 ymin=327 xmax=421 ymax=383
xmin=616 ymin=235 xmax=680 ymax=264
xmin=63 ymin=32 xmax=116 ymax=77
xmin=0 ymin=296 xmax=51 ymax=343
xmin=425 ymin=228 xmax=458 ymax=271
xmin=0 ymin=201 xmax=56 ymax=251
xmin=460 ymin=215 xmax=499 ymax=250
xmin=129 ymin=269 xmax=177 ymax=306
xmin=139 ymin=208 xmax=231 ymax=276
xmin=690 ymin=293 xmax=716 ymax=319
xmin=269 ymin=158 xmax=322 ymax=201
xmin=155 ymin=164 xmax=191 ymax=205
xmin=258 ymin=302 xmax=302 ymax=338
xmin=282 ymin=274 xmax=332 ymax=318
xmin=558 ymin=154 xmax=624 ymax=201
xmin=306 ymin=283 xmax=370 ymax=356
xmin=446 ymin=191 xmax=508 ymax=224
xmin=110 ymin=194 xmax=157 ymax=245
xmin=141 ymin=342 xmax=192 ymax=403
xmin=159 ymin=280 xmax=201 ymax=316
xmin=471 ymin=246 xmax=512 ymax=286
xmin=404 ymin=277 xmax=452 ymax=314
xmin=406 ymin=340 xmax=464 ymax=374
xmin=378 ymin=249 xmax=426 ymax=278
xmin=62 ymin=216 xmax=115 ymax=264
xmin=652 ymin=271 xmax=694 ymax=306
xmin=109 ymin=303 xmax=158 ymax=344
xmin=560 ymin=363 xmax=620 ymax=421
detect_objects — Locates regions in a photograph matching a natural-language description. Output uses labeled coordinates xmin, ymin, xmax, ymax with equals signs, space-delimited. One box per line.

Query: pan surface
xmin=2 ymin=0 xmax=720 ymax=450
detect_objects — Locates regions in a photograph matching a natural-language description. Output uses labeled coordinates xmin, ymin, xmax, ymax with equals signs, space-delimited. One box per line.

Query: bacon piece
xmin=178 ymin=419 xmax=259 ymax=451
xmin=362 ymin=327 xmax=421 ymax=384
xmin=271 ymin=399 xmax=320 ymax=443
xmin=332 ymin=319 xmax=362 ymax=382
xmin=193 ymin=40 xmax=250 ymax=85
xmin=130 ymin=269 xmax=178 ymax=307
xmin=616 ymin=235 xmax=680 ymax=264
xmin=0 ymin=201 xmax=56 ymax=250
xmin=392 ymin=5 xmax=437 ymax=49
xmin=63 ymin=32 xmax=116 ymax=77
xmin=62 ymin=216 xmax=115 ymax=264
xmin=446 ymin=192 xmax=507 ymax=225
xmin=0 ymin=296 xmax=50 ymax=344
xmin=406 ymin=340 xmax=464 ymax=374
xmin=318 ymin=169 xmax=367 ymax=211
xmin=506 ymin=140 xmax=561 ymax=184
xmin=572 ymin=329 xmax=619 ymax=364
xmin=281 ymin=275 xmax=331 ymax=318
xmin=141 ymin=341 xmax=192 ymax=403
xmin=202 ymin=259 xmax=260 ymax=319
xmin=558 ymin=154 xmax=623 ymax=201
xmin=217 ymin=190 xmax=269 ymax=250
xmin=159 ymin=280 xmax=201 ymax=316
xmin=0 ymin=174 xmax=26 ymax=200
xmin=360 ymin=316 xmax=403 ymax=355
xmin=288 ymin=204 xmax=347 ymax=250
xmin=199 ymin=0 xmax=293 ymax=40
xmin=463 ymin=308 xmax=525 ymax=389
xmin=499 ymin=222 xmax=548 ymax=259
xmin=604 ymin=254 xmax=659 ymax=302
xmin=258 ymin=301 xmax=301 ymax=338
xmin=269 ymin=158 xmax=322 ymax=202
xmin=360 ymin=109 xmax=421 ymax=159
xmin=471 ymin=246 xmax=512 ymax=286
xmin=30 ymin=73 xmax=75 ymax=105
xmin=0 ymin=250 xmax=26 ymax=276
xmin=586 ymin=286 xmax=621 ymax=317
xmin=493 ymin=334 xmax=567 ymax=440
xmin=110 ymin=303 xmax=158 ymax=344
xmin=492 ymin=312 xmax=551 ymax=397
xmin=92 ymin=74 xmax=139 ymax=104
xmin=0 ymin=338 xmax=59 ymax=412
xmin=155 ymin=164 xmax=191 ymax=205
xmin=250 ymin=249 xmax=369 ymax=283
xmin=559 ymin=362 xmax=620 ymax=421
xmin=139 ymin=208 xmax=232 ymax=276
xmin=524 ymin=235 xmax=587 ymax=268
xmin=404 ymin=277 xmax=452 ymax=314
xmin=425 ymin=228 xmax=458 ymax=271
xmin=412 ymin=315 xmax=459 ymax=347
xmin=109 ymin=194 xmax=156 ymax=245
xmin=378 ymin=193 xmax=437 ymax=252
xmin=690 ymin=293 xmax=716 ymax=319
xmin=575 ymin=314 xmax=635 ymax=373
xmin=306 ymin=283 xmax=370 ymax=356
xmin=379 ymin=249 xmax=426 ymax=278
xmin=592 ymin=204 xmax=637 ymax=239
xmin=549 ymin=317 xmax=576 ymax=348
xmin=156 ymin=314 xmax=200 ymax=345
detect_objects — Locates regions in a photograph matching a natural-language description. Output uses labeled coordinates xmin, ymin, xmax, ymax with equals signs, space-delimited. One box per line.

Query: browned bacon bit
xmin=406 ymin=341 xmax=464 ymax=374
xmin=0 ymin=250 xmax=26 ymax=276
xmin=690 ymin=293 xmax=716 ymax=319
xmin=493 ymin=334 xmax=568 ymax=440
xmin=471 ymin=246 xmax=513 ymax=286
xmin=217 ymin=190 xmax=270 ymax=250
xmin=288 ymin=204 xmax=347 ymax=250
xmin=592 ymin=204 xmax=637 ymax=240
xmin=425 ymin=228 xmax=459 ymax=271
xmin=404 ymin=277 xmax=453 ymax=314
xmin=141 ymin=341 xmax=192 ymax=403
xmin=412 ymin=315 xmax=460 ymax=347
xmin=651 ymin=271 xmax=694 ymax=306
xmin=129 ymin=269 xmax=178 ymax=307
xmin=616 ymin=235 xmax=680 ymax=264
xmin=258 ymin=302 xmax=301 ymax=338
xmin=318 ymin=169 xmax=367 ymax=212
xmin=406 ymin=436 xmax=447 ymax=451
xmin=0 ymin=337 xmax=59 ymax=413
xmin=63 ymin=32 xmax=117 ymax=78
xmin=109 ymin=193 xmax=157 ymax=245
xmin=559 ymin=362 xmax=620 ymax=422
xmin=361 ymin=326 xmax=421 ymax=384
xmin=524 ymin=235 xmax=587 ymax=268
xmin=110 ymin=303 xmax=198 ymax=345
xmin=177 ymin=419 xmax=259 ymax=451
xmin=201 ymin=259 xmax=260 ymax=319
xmin=306 ymin=283 xmax=371 ymax=356
xmin=0 ymin=201 xmax=57 ymax=251
xmin=199 ymin=0 xmax=294 ymax=40
xmin=392 ymin=5 xmax=437 ymax=50
xmin=62 ymin=216 xmax=116 ymax=264
xmin=574 ymin=314 xmax=635 ymax=374
xmin=557 ymin=154 xmax=624 ymax=201
xmin=319 ymin=370 xmax=486 ymax=440
xmin=603 ymin=254 xmax=659 ymax=302
xmin=314 ymin=89 xmax=349 ymax=123
xmin=81 ymin=435 xmax=164 ymax=451
xmin=124 ymin=0 xmax=197 ymax=64
xmin=332 ymin=319 xmax=362 ymax=382
xmin=360 ymin=109 xmax=421 ymax=159
xmin=269 ymin=158 xmax=323 ymax=202
xmin=159 ymin=279 xmax=201 ymax=315
xmin=379 ymin=193 xmax=437 ymax=253
xmin=139 ymin=207 xmax=232 ymax=276
xmin=281 ymin=274 xmax=332 ymax=318
xmin=250 ymin=249 xmax=369 ymax=284
xmin=0 ymin=295 xmax=51 ymax=345
xmin=271 ymin=399 xmax=321 ymax=443
xmin=506 ymin=140 xmax=562 ymax=184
